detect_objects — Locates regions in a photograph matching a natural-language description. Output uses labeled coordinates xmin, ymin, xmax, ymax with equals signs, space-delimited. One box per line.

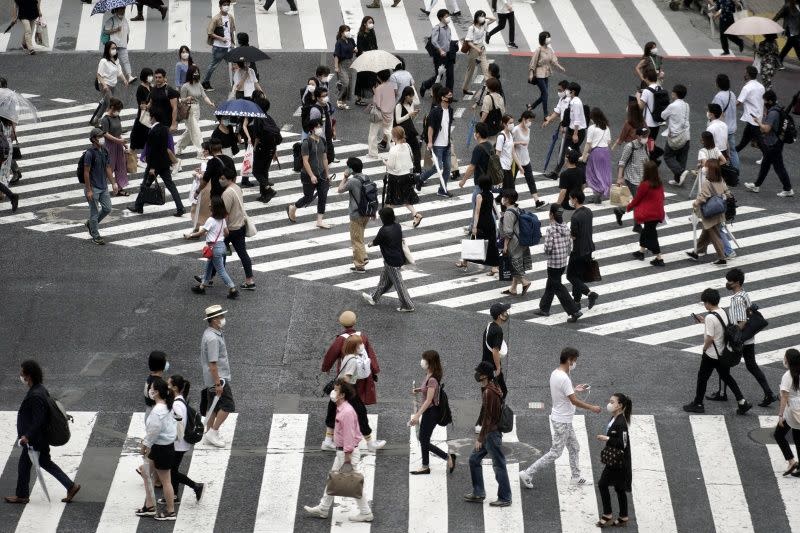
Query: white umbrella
xmin=26 ymin=447 xmax=51 ymax=503
xmin=0 ymin=89 xmax=39 ymax=125
xmin=724 ymin=16 xmax=784 ymax=36
xmin=350 ymin=50 xmax=401 ymax=73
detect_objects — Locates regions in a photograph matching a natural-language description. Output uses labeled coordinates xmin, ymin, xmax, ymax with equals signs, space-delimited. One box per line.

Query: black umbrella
xmin=225 ymin=46 xmax=271 ymax=63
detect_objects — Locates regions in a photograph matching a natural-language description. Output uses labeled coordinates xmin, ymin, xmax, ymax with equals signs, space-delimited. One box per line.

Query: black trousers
xmin=553 ymin=128 xmax=585 ymax=174
xmin=487 ymin=13 xmax=515 ymax=44
xmin=325 ymin=396 xmax=372 ymax=436
xmin=419 ymin=406 xmax=449 ymax=466
xmin=755 ymin=142 xmax=793 ymax=191
xmin=294 ymin=178 xmax=329 ymax=214
xmin=252 ymin=143 xmax=275 ymax=198
xmin=598 ymin=468 xmax=629 ymax=516
xmin=639 ymin=221 xmax=660 ymax=254
xmin=0 ymin=181 xmax=14 ymax=198
xmin=171 ymin=450 xmax=197 ymax=493
xmin=422 ymin=56 xmax=455 ymax=92
xmin=566 ymin=252 xmax=592 ymax=302
xmin=779 ymin=34 xmax=800 ymax=62
xmin=719 ymin=17 xmax=744 ymax=54
xmin=648 ymin=126 xmax=664 ymax=160
xmin=135 ymin=166 xmax=184 ymax=211
xmin=735 ymin=123 xmax=762 ymax=154
xmin=693 ymin=353 xmax=743 ymax=405
xmin=539 ymin=266 xmax=580 ymax=315
xmin=774 ymin=422 xmax=800 ymax=461
xmin=16 ymin=444 xmax=74 ymax=499
xmin=718 ymin=344 xmax=773 ymax=398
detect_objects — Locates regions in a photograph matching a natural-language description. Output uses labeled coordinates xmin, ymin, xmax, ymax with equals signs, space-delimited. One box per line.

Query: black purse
xmin=139 ymin=176 xmax=166 ymax=205
xmin=584 ymin=258 xmax=602 ymax=282
xmin=322 ymin=364 xmax=346 ymax=396
xmin=600 ymin=445 xmax=624 ymax=467
xmin=12 ymin=142 xmax=21 ymax=160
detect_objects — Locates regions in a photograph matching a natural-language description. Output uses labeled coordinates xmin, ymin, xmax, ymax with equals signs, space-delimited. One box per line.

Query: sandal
xmin=135 ymin=505 xmax=156 ymax=517
xmin=783 ymin=461 xmax=799 ymax=476
xmin=501 ymin=289 xmax=518 ymax=295
xmin=116 ymin=189 xmax=130 ymax=197
xmin=595 ymin=515 xmax=614 ymax=528
xmin=612 ymin=518 xmax=629 ymax=527
xmin=487 ymin=269 xmax=498 ymax=276
xmin=521 ymin=283 xmax=531 ymax=295
xmin=455 ymin=260 xmax=467 ymax=268
xmin=413 ymin=213 xmax=423 ymax=228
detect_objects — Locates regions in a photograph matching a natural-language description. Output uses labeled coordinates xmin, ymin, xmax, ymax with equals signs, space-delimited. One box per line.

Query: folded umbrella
xmin=91 ymin=0 xmax=136 ymax=15
xmin=214 ymin=99 xmax=266 ymax=118
xmin=350 ymin=50 xmax=401 ymax=73
xmin=25 ymin=446 xmax=51 ymax=503
xmin=724 ymin=16 xmax=784 ymax=36
xmin=4 ymin=20 xmax=16 ymax=33
xmin=225 ymin=46 xmax=270 ymax=63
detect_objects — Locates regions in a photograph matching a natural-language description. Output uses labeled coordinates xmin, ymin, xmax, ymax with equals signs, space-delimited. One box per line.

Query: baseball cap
xmin=489 ymin=302 xmax=511 ymax=319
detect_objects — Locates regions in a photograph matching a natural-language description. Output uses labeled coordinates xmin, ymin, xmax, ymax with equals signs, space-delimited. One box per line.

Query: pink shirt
xmin=373 ymin=82 xmax=396 ymax=118
xmin=333 ymin=400 xmax=362 ymax=453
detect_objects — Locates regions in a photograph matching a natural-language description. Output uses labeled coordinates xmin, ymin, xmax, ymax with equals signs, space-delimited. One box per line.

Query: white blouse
xmin=97 ymin=58 xmax=121 ymax=87
xmin=586 ymin=125 xmax=611 ymax=148
xmin=465 ymin=24 xmax=486 ymax=46
xmin=386 ymin=142 xmax=414 ymax=175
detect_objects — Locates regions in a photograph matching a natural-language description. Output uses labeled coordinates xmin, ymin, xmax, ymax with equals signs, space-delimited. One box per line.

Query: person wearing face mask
xmin=81 ymin=127 xmax=117 ymax=245
xmin=534 ymin=204 xmax=582 ymax=320
xmin=174 ymin=45 xmax=194 ymax=87
xmin=100 ymin=98 xmax=130 ymax=197
xmin=305 ymin=87 xmax=336 ymax=164
xmin=232 ymin=59 xmax=262 ymax=100
xmin=745 ymin=90 xmax=794 ymax=197
xmin=166 ymin=375 xmax=205 ymax=505
xmin=557 ymin=149 xmax=585 ymax=211
xmin=393 ymin=86 xmax=422 ymax=176
xmin=481 ymin=302 xmax=510 ymax=409
xmin=5 ymin=360 xmax=81 ymax=505
xmin=198 ymin=305 xmax=237 ymax=447
xmin=619 ymin=161 xmax=666 ymax=267
xmin=177 ymin=65 xmax=214 ymax=157
xmin=354 ymin=17 xmax=378 ymax=106
xmin=304 ymin=380 xmax=374 ymax=522
xmin=130 ymin=68 xmax=154 ymax=156
xmin=580 ymin=107 xmax=612 ymax=204
xmin=142 ymin=351 xmax=169 ymax=420
xmin=288 ymin=118 xmax=332 ymax=229
xmin=566 ymin=190 xmax=599 ymax=310
xmin=91 ymin=41 xmax=129 ymax=127
xmin=185 ymin=195 xmax=239 ymax=299
xmin=500 ymin=190 xmax=534 ymax=294
xmin=417 ymin=86 xmax=454 ymax=198
xmin=658 ymin=85 xmax=691 ymax=188
xmin=773 ymin=349 xmax=800 ymax=478
xmin=519 ymin=348 xmax=601 ymax=490
xmin=734 ymin=66 xmax=765 ymax=156
xmin=211 ymin=115 xmax=240 ymax=158
xmin=338 ymin=157 xmax=372 ymax=272
xmin=103 ymin=8 xmax=134 ymax=83
xmin=385 ymin=126 xmax=422 ymax=225
xmin=512 ymin=110 xmax=546 ymax=207
xmin=420 ymin=10 xmax=457 ymax=95
xmin=362 ymin=207 xmax=416 ymax=311
xmin=333 ymin=25 xmax=357 ymax=110
xmin=462 ymin=10 xmax=494 ymax=98
xmin=464 ymin=361 xmax=510 ymax=507
xmin=528 ymin=31 xmax=565 ymax=115
xmin=634 ymin=41 xmax=664 ymax=85
xmin=594 ymin=393 xmax=633 ymax=528
xmin=409 ymin=350 xmax=457 ymax=475
xmin=542 ymin=79 xmax=573 ymax=178
xmin=614 ymin=127 xmax=650 ymax=231
xmin=712 ymin=0 xmax=745 ymax=56
xmin=368 ymin=70 xmax=395 ymax=157
xmin=203 ymin=0 xmax=237 ymax=92
xmin=705 ymin=103 xmax=729 ymax=164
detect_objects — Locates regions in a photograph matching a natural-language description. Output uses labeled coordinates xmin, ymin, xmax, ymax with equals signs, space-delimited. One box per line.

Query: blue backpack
xmin=512 ymin=208 xmax=542 ymax=247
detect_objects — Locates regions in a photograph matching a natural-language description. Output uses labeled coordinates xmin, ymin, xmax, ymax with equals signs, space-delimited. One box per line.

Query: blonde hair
xmin=391 ymin=126 xmax=406 ymax=142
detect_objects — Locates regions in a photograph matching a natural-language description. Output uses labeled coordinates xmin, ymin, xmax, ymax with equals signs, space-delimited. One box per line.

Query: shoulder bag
xmin=600 ymin=445 xmax=624 ymax=467
xmin=368 ymin=103 xmax=383 ymax=124
xmin=201 ymin=222 xmax=224 ymax=259
xmin=484 ymin=322 xmax=508 ymax=358
xmin=326 ymin=463 xmax=364 ymax=499
xmin=666 ymin=102 xmax=690 ymax=149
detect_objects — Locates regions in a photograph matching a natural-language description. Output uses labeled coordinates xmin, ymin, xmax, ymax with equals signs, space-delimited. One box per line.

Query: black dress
xmin=394 ymin=103 xmax=421 ymax=173
xmin=211 ymin=125 xmax=240 ymax=156
xmin=599 ymin=415 xmax=632 ymax=491
xmin=355 ymin=30 xmax=378 ymax=100
xmin=130 ymin=85 xmax=151 ymax=150
xmin=471 ymin=191 xmax=500 ymax=267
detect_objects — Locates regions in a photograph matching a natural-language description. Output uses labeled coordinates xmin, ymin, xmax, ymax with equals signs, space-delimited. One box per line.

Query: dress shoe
xmin=706 ymin=391 xmax=728 ymax=402
xmin=127 ymin=206 xmax=143 ymax=214
xmin=758 ymin=395 xmax=777 ymax=407
xmin=4 ymin=496 xmax=29 ymax=504
xmin=10 ymin=193 xmax=19 ymax=213
xmin=62 ymin=483 xmax=80 ymax=503
xmin=173 ymin=210 xmax=185 ymax=217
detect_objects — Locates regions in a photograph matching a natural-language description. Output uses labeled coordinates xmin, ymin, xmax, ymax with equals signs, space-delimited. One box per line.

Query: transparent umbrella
xmin=0 ymin=89 xmax=39 ymax=125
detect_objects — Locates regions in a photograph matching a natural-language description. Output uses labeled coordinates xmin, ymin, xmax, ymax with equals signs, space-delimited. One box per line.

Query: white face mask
xmin=443 ymin=16 xmax=451 ymax=25
xmin=367 ymin=23 xmax=374 ymax=30
xmin=344 ymin=32 xmax=351 ymax=39
xmin=219 ymin=317 xmax=227 ymax=328
xmin=545 ymin=37 xmax=552 ymax=45
xmin=314 ymin=126 xmax=324 ymax=137
xmin=651 ymin=47 xmax=658 ymax=54
xmin=148 ymin=389 xmax=157 ymax=400
xmin=569 ymin=361 xmax=577 ymax=371
xmin=329 ymin=390 xmax=339 ymax=403
xmin=420 ymin=359 xmax=428 ymax=370
xmin=221 ymin=5 xmax=230 ymax=13
xmin=557 ymin=90 xmax=566 ymax=98
xmin=477 ymin=17 xmax=486 ymax=25
xmin=19 ymin=375 xmax=27 ymax=386
xmin=164 ymin=361 xmax=170 ymax=374
xmin=606 ymin=403 xmax=616 ymax=413
xmin=321 ymin=96 xmax=329 ymax=105
xmin=110 ymin=49 xmax=117 ymax=57
xmin=181 ymin=52 xmax=190 ymax=60
xmin=307 ymin=85 xmax=316 ymax=94
xmin=146 ymin=76 xmax=154 ymax=84
xmin=507 ymin=122 xmax=514 ymax=130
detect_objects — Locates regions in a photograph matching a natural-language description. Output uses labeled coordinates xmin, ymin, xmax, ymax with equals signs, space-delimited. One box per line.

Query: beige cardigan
xmin=528 ymin=46 xmax=562 ymax=79
xmin=694 ymin=179 xmax=729 ymax=229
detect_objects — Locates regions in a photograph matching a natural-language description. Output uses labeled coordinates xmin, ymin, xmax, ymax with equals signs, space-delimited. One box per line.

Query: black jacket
xmin=17 ymin=384 xmax=50 ymax=448
xmin=145 ymin=123 xmax=172 ymax=170
xmin=570 ymin=206 xmax=595 ymax=257
xmin=372 ymin=222 xmax=405 ymax=267
xmin=602 ymin=414 xmax=632 ymax=491
xmin=425 ymin=105 xmax=454 ymax=147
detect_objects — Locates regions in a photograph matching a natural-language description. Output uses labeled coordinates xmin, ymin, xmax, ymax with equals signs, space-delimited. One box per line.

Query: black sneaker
xmin=91 ymin=236 xmax=106 ymax=245
xmin=191 ymin=285 xmax=206 ymax=294
xmin=632 ymin=251 xmax=645 ymax=261
xmin=650 ymin=258 xmax=665 ymax=267
xmin=533 ymin=309 xmax=550 ymax=317
xmin=545 ymin=171 xmax=558 ymax=180
xmin=535 ymin=200 xmax=546 ymax=209
xmin=507 ymin=42 xmax=518 ymax=49
xmin=685 ymin=251 xmax=699 ymax=261
xmin=758 ymin=395 xmax=777 ymax=407
xmin=202 ymin=81 xmax=213 ymax=92
xmin=194 ymin=483 xmax=205 ymax=502
xmin=713 ymin=258 xmax=727 ymax=266
xmin=437 ymin=189 xmax=453 ymax=198
xmin=10 ymin=193 xmax=19 ymax=213
xmin=227 ymin=288 xmax=239 ymax=300
xmin=587 ymin=292 xmax=598 ymax=310
xmin=350 ymin=266 xmax=367 ymax=273
xmin=614 ymin=208 xmax=623 ymax=226
xmin=240 ymin=181 xmax=255 ymax=188
xmin=632 ymin=224 xmax=642 ymax=233
xmin=736 ymin=400 xmax=753 ymax=415
xmin=682 ymin=402 xmax=705 ymax=413
xmin=567 ymin=311 xmax=583 ymax=323
xmin=240 ymin=281 xmax=256 ymax=290
xmin=706 ymin=391 xmax=728 ymax=402
xmin=193 ymin=275 xmax=213 ymax=287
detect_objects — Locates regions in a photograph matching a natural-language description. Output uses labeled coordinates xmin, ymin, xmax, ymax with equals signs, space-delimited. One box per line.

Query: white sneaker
xmin=570 ymin=476 xmax=591 ymax=486
xmin=304 ymin=505 xmax=329 ymax=519
xmin=349 ymin=512 xmax=374 ymax=522
xmin=678 ymin=169 xmax=691 ymax=185
xmin=361 ymin=292 xmax=375 ymax=306
xmin=777 ymin=189 xmax=795 ymax=197
xmin=474 ymin=425 xmax=482 ymax=434
xmin=519 ymin=471 xmax=533 ymax=489
xmin=367 ymin=439 xmax=386 ymax=451
xmin=668 ymin=179 xmax=680 ymax=186
xmin=744 ymin=182 xmax=759 ymax=193
xmin=285 ymin=10 xmax=299 ymax=15
xmin=320 ymin=439 xmax=336 ymax=451
xmin=726 ymin=251 xmax=738 ymax=259
xmin=204 ymin=429 xmax=225 ymax=448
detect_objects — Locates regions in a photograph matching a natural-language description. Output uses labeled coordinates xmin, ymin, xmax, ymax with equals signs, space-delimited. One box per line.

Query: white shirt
xmin=585 ymin=124 xmax=611 ymax=148
xmin=233 ymin=67 xmax=257 ymax=98
xmin=433 ymin=108 xmax=450 ymax=147
xmin=496 ymin=0 xmax=513 ymax=15
xmin=97 ymin=58 xmax=121 ymax=87
xmin=697 ymin=147 xmax=722 ymax=182
xmin=549 ymin=369 xmax=576 ymax=424
xmin=568 ymin=96 xmax=586 ymax=130
xmin=780 ymin=370 xmax=800 ymax=429
xmin=203 ymin=216 xmax=227 ymax=244
xmin=495 ymin=129 xmax=514 ymax=170
xmin=704 ymin=308 xmax=728 ymax=358
xmin=386 ymin=142 xmax=414 ymax=175
xmin=641 ymin=83 xmax=660 ymax=127
xmin=105 ymin=15 xmax=129 ymax=47
xmin=661 ymin=99 xmax=690 ymax=137
xmin=738 ymin=80 xmax=765 ymax=126
xmin=465 ymin=24 xmax=486 ymax=46
xmin=554 ymin=94 xmax=571 ymax=119
xmin=713 ymin=90 xmax=738 ymax=134
xmin=171 ymin=395 xmax=191 ymax=452
xmin=706 ymin=119 xmax=729 ymax=152
xmin=511 ymin=124 xmax=531 ymax=166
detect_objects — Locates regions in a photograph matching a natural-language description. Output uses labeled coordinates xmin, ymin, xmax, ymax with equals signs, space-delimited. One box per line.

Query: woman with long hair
xmin=394 ymin=86 xmax=421 ymax=175
xmin=462 ymin=10 xmax=494 ymax=97
xmin=92 ymin=40 xmax=129 ymax=126
xmin=512 ymin=110 xmax=546 ymax=208
xmin=774 ymin=348 xmax=800 ymax=478
xmin=581 ymin=107 xmax=612 ymax=203
xmin=354 ymin=16 xmax=378 ymax=106
xmin=595 ymin=393 xmax=633 ymax=528
xmin=130 ymin=68 xmax=154 ymax=155
xmin=100 ymin=97 xmax=130 ymax=196
xmin=611 ymin=102 xmax=644 ymax=151
xmin=634 ymin=41 xmax=664 ymax=86
xmin=527 ymin=31 xmax=566 ymax=115
xmin=623 ymin=161 xmax=665 ymax=266
xmin=174 ymin=45 xmax=194 ymax=87
xmin=167 ymin=375 xmax=204 ymax=503
xmin=385 ymin=126 xmax=421 ymax=225
xmin=409 ymin=350 xmax=457 ymax=475
xmin=686 ymin=159 xmax=729 ymax=265
xmin=177 ymin=64 xmax=214 ymax=156
xmin=185 ymin=195 xmax=239 ymax=299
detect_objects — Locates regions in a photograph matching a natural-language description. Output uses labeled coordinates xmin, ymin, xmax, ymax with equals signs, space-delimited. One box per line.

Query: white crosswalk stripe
xmin=4 ymin=0 xmax=720 ymax=56
xmin=4 ymin=101 xmax=800 ymax=367
xmin=0 ymin=409 xmax=796 ymax=532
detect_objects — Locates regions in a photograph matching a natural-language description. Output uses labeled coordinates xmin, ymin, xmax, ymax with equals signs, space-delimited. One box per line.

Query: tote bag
xmin=461 ymin=238 xmax=488 ymax=261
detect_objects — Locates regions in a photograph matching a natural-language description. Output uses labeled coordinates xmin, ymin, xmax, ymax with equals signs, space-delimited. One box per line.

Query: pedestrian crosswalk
xmin=1 ymin=0 xmax=719 ymax=57
xmin=0 ymin=409 xmax=797 ymax=532
xmin=4 ymin=101 xmax=800 ymax=367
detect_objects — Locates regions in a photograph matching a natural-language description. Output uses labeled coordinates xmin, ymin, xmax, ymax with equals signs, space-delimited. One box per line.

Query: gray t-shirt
xmin=200 ymin=327 xmax=231 ymax=387
xmin=762 ymin=106 xmax=781 ymax=147
xmin=344 ymin=174 xmax=366 ymax=220
xmin=301 ymin=136 xmax=327 ymax=180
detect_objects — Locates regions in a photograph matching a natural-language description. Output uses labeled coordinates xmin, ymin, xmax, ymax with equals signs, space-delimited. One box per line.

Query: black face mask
xmin=725 ymin=281 xmax=735 ymax=291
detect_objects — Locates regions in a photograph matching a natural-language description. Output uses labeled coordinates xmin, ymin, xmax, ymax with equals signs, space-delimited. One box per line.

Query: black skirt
xmin=148 ymin=443 xmax=175 ymax=470
xmin=385 ymin=173 xmax=418 ymax=206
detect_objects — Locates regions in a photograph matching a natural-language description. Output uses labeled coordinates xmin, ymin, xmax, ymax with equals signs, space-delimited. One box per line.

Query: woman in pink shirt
xmin=304 ymin=381 xmax=374 ymax=523
xmin=368 ymin=70 xmax=396 ymax=157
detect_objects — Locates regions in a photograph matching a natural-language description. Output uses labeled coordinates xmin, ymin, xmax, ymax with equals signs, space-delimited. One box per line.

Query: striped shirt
xmin=728 ymin=290 xmax=755 ymax=346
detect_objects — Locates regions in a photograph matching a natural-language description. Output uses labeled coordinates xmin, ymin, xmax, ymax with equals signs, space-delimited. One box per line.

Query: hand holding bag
xmin=401 ymin=238 xmax=415 ymax=265
xmin=326 ymin=462 xmax=364 ymax=499
xmin=368 ymin=104 xmax=383 ymax=124
xmin=609 ymin=184 xmax=632 ymax=208
xmin=584 ymin=258 xmax=602 ymax=283
xmin=600 ymin=445 xmax=624 ymax=467
xmin=139 ymin=175 xmax=166 ymax=205
xmin=241 ymin=144 xmax=254 ymax=177
xmin=499 ymin=255 xmax=513 ymax=281
xmin=461 ymin=236 xmax=488 ymax=261
xmin=701 ymin=194 xmax=727 ymax=218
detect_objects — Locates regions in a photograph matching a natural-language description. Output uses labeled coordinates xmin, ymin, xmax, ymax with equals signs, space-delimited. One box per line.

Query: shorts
xmin=148 ymin=443 xmax=175 ymax=470
xmin=199 ymin=381 xmax=236 ymax=416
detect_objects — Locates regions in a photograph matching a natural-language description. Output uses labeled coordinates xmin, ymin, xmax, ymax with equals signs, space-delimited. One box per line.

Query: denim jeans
xmin=468 ymin=430 xmax=511 ymax=502
xmin=720 ymin=225 xmax=733 ymax=256
xmin=530 ymin=76 xmax=549 ymax=114
xmin=727 ymin=132 xmax=740 ymax=170
xmin=85 ymin=186 xmax=112 ymax=238
xmin=203 ymin=45 xmax=229 ymax=85
xmin=203 ymin=241 xmax=235 ymax=288
xmin=419 ymin=145 xmax=450 ymax=194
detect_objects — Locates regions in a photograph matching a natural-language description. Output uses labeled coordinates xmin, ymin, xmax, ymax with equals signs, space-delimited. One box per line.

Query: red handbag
xmin=201 ymin=222 xmax=224 ymax=258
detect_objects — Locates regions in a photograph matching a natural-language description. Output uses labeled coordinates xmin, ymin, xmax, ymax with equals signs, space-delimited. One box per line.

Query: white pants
xmin=317 ymin=449 xmax=371 ymax=514
xmin=523 ymin=420 xmax=581 ymax=479
xmin=367 ymin=119 xmax=390 ymax=157
xmin=177 ymin=105 xmax=202 ymax=153
xmin=116 ymin=47 xmax=132 ymax=79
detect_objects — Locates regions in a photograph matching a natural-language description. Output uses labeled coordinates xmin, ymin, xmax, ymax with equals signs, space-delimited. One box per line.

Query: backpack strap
xmin=708 ymin=311 xmax=727 ymax=356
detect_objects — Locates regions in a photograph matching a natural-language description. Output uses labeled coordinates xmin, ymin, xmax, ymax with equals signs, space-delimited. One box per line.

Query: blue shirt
xmin=175 ymin=62 xmax=189 ymax=87
xmin=333 ymin=38 xmax=356 ymax=60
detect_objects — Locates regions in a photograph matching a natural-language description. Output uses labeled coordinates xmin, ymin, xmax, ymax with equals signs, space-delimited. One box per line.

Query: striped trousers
xmin=372 ymin=265 xmax=414 ymax=310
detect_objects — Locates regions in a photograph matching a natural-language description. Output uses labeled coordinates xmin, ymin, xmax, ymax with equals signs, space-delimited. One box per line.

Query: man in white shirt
xmin=564 ymin=82 xmax=587 ymax=165
xmin=706 ymin=103 xmax=729 ymax=152
xmin=683 ymin=288 xmax=752 ymax=415
xmin=202 ymin=0 xmax=236 ymax=92
xmin=519 ymin=347 xmax=601 ymax=489
xmin=542 ymin=80 xmax=571 ymax=178
xmin=660 ymin=84 xmax=691 ymax=185
xmin=734 ymin=66 xmax=764 ymax=155
xmin=712 ymin=73 xmax=739 ymax=169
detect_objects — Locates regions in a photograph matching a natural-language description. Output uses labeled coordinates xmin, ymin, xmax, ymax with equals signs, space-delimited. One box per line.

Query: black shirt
xmin=145 ymin=124 xmax=171 ymax=169
xmin=570 ymin=205 xmax=595 ymax=257
xmin=558 ymin=167 xmax=585 ymax=210
xmin=211 ymin=126 xmax=240 ymax=155
xmin=482 ymin=322 xmax=503 ymax=369
xmin=15 ymin=0 xmax=39 ymax=20
xmin=372 ymin=222 xmax=405 ymax=267
xmin=470 ymin=141 xmax=493 ymax=184
xmin=149 ymin=84 xmax=179 ymax=126
xmin=203 ymin=155 xmax=236 ymax=197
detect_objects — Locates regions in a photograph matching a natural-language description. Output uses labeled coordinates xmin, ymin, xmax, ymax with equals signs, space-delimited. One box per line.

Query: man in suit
xmin=5 ymin=360 xmax=81 ymax=504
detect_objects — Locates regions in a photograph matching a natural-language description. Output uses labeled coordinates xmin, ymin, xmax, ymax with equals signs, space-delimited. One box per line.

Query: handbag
xmin=461 ymin=237 xmax=488 ymax=261
xmin=34 ymin=18 xmax=49 ymax=48
xmin=126 ymin=150 xmax=138 ymax=173
xmin=584 ymin=258 xmax=602 ymax=283
xmin=499 ymin=255 xmax=513 ymax=282
xmin=609 ymin=184 xmax=632 ymax=208
xmin=176 ymin=100 xmax=191 ymax=122
xmin=241 ymin=144 xmax=254 ymax=177
xmin=139 ymin=176 xmax=165 ymax=205
xmin=326 ymin=463 xmax=364 ymax=499
xmin=12 ymin=142 xmax=21 ymax=161
xmin=701 ymin=194 xmax=727 ymax=218
xmin=401 ymin=238 xmax=415 ymax=265
xmin=201 ymin=222 xmax=224 ymax=259
xmin=720 ymin=163 xmax=739 ymax=187
xmin=600 ymin=445 xmax=624 ymax=467
xmin=139 ymin=109 xmax=152 ymax=128
xmin=460 ymin=40 xmax=471 ymax=54
xmin=368 ymin=104 xmax=383 ymax=124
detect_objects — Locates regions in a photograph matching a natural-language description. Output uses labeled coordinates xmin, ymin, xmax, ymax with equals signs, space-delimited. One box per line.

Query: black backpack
xmin=775 ymin=105 xmax=797 ymax=144
xmin=645 ymin=86 xmax=670 ymax=123
xmin=175 ymin=398 xmax=204 ymax=445
xmin=300 ymin=102 xmax=315 ymax=134
xmin=351 ymin=175 xmax=380 ymax=217
xmin=710 ymin=312 xmax=743 ymax=368
xmin=292 ymin=141 xmax=303 ymax=172
xmin=436 ymin=382 xmax=452 ymax=426
xmin=76 ymin=149 xmax=91 ymax=184
xmin=45 ymin=393 xmax=73 ymax=447
xmin=497 ymin=401 xmax=514 ymax=433
xmin=483 ymin=94 xmax=502 ymax=136
xmin=252 ymin=116 xmax=283 ymax=148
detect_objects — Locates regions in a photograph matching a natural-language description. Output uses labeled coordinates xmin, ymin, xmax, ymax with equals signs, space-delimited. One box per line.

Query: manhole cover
xmin=748 ymin=427 xmax=777 ymax=445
